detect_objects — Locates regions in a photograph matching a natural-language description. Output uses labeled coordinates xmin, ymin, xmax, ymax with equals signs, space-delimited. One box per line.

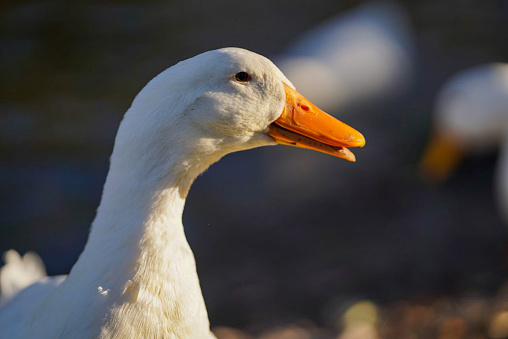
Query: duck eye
xmin=234 ymin=72 xmax=251 ymax=83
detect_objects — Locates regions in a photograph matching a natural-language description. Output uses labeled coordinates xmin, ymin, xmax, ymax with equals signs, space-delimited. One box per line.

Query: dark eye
xmin=234 ymin=72 xmax=251 ymax=83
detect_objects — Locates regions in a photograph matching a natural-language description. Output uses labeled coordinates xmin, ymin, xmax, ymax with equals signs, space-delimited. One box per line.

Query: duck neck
xmin=70 ymin=131 xmax=218 ymax=336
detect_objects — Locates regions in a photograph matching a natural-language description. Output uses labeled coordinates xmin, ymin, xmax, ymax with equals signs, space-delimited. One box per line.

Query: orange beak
xmin=268 ymin=83 xmax=365 ymax=161
xmin=420 ymin=132 xmax=464 ymax=182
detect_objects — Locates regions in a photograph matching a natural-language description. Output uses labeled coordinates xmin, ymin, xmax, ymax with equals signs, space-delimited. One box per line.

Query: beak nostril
xmin=299 ymin=104 xmax=310 ymax=112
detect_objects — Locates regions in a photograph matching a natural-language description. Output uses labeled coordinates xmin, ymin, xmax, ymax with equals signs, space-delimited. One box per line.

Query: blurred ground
xmin=1 ymin=0 xmax=508 ymax=336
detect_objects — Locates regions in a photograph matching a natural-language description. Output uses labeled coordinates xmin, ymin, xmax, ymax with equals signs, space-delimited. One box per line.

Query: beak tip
xmin=345 ymin=131 xmax=366 ymax=148
xmin=356 ymin=134 xmax=366 ymax=148
xmin=344 ymin=149 xmax=356 ymax=162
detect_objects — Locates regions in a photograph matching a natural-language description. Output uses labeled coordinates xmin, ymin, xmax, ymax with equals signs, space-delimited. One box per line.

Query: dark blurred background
xmin=2 ymin=0 xmax=508 ymax=337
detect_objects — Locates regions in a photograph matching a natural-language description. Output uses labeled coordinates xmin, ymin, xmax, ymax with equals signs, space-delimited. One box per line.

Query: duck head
xmin=420 ymin=64 xmax=508 ymax=182
xmin=115 ymin=48 xmax=365 ymax=181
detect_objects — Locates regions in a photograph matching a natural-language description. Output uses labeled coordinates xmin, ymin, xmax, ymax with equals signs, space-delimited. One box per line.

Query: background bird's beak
xmin=268 ymin=83 xmax=365 ymax=161
xmin=420 ymin=132 xmax=464 ymax=182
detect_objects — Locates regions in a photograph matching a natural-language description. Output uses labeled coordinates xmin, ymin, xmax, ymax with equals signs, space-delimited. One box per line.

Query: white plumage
xmin=0 ymin=250 xmax=47 ymax=303
xmin=433 ymin=63 xmax=508 ymax=150
xmin=0 ymin=48 xmax=364 ymax=338
xmin=277 ymin=1 xmax=415 ymax=111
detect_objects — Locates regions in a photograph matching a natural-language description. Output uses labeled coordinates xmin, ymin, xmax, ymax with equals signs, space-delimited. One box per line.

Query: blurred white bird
xmin=421 ymin=63 xmax=508 ymax=219
xmin=276 ymin=0 xmax=416 ymax=112
xmin=0 ymin=48 xmax=365 ymax=338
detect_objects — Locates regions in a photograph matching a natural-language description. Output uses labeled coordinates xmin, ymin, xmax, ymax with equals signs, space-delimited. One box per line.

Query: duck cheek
xmin=265 ymin=92 xmax=287 ymax=126
xmin=186 ymin=105 xmax=228 ymax=136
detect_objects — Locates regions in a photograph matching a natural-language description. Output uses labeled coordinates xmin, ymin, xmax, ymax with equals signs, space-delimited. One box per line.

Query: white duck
xmin=276 ymin=0 xmax=415 ymax=111
xmin=0 ymin=48 xmax=365 ymax=338
xmin=421 ymin=63 xmax=508 ymax=218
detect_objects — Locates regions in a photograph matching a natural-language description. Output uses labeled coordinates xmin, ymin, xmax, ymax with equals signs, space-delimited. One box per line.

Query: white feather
xmin=0 ymin=250 xmax=47 ymax=303
xmin=0 ymin=48 xmax=294 ymax=338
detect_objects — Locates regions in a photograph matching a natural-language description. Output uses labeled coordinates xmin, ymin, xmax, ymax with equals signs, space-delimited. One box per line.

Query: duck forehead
xmin=215 ymin=47 xmax=294 ymax=87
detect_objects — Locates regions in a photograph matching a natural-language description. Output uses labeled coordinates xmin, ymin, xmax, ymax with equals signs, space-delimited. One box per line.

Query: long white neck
xmin=84 ymin=113 xmax=218 ymax=337
xmin=32 ymin=100 xmax=219 ymax=338
xmin=79 ymin=156 xmax=212 ymax=338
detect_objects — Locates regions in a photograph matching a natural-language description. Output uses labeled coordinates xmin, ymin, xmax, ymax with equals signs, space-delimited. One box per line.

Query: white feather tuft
xmin=0 ymin=250 xmax=47 ymax=301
